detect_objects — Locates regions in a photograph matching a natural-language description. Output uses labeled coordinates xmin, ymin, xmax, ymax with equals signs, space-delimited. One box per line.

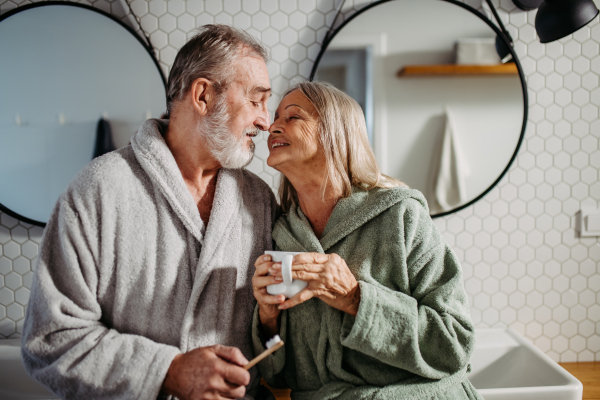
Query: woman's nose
xmin=268 ymin=123 xmax=282 ymax=135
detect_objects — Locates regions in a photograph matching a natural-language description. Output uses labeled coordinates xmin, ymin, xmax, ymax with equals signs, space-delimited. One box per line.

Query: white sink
xmin=0 ymin=329 xmax=583 ymax=400
xmin=470 ymin=329 xmax=583 ymax=400
xmin=0 ymin=339 xmax=58 ymax=400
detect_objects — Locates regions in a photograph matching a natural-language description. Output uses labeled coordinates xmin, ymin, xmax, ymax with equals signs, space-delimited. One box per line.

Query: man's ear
xmin=190 ymin=78 xmax=214 ymax=116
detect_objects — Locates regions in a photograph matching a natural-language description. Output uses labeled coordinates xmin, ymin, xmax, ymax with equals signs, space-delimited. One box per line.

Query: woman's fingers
xmin=256 ymin=293 xmax=286 ymax=304
xmin=278 ymin=288 xmax=315 ymax=310
xmin=252 ymin=275 xmax=282 ymax=290
xmin=291 ymin=270 xmax=321 ymax=282
xmin=293 ymin=252 xmax=330 ymax=266
xmin=254 ymin=254 xmax=272 ymax=267
xmin=254 ymin=261 xmax=276 ymax=277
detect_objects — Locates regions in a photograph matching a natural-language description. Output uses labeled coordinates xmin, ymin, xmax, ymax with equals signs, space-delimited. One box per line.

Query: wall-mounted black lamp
xmin=486 ymin=0 xmax=599 ymax=62
xmin=512 ymin=0 xmax=599 ymax=43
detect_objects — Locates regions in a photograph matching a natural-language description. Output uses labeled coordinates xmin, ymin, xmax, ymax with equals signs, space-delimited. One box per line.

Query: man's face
xmin=222 ymin=53 xmax=271 ymax=151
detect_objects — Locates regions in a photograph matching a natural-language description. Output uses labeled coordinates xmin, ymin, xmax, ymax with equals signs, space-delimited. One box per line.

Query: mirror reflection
xmin=0 ymin=4 xmax=166 ymax=225
xmin=313 ymin=0 xmax=525 ymax=216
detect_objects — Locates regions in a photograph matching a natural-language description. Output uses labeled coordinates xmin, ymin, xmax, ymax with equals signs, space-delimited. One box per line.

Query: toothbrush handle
xmin=243 ymin=340 xmax=284 ymax=370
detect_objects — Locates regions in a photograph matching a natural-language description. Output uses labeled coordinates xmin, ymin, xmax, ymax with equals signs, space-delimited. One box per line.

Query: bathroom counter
xmin=263 ymin=362 xmax=600 ymax=400
xmin=559 ymin=362 xmax=600 ymax=400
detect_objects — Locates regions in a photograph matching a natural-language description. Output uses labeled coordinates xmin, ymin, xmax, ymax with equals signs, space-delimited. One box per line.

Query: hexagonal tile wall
xmin=0 ymin=0 xmax=598 ymax=362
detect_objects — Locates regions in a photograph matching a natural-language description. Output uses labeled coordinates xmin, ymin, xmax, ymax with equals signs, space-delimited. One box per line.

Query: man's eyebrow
xmin=252 ymin=85 xmax=272 ymax=97
xmin=285 ymin=104 xmax=306 ymax=111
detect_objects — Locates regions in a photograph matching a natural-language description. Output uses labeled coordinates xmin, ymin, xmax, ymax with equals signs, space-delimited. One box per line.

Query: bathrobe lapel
xmin=274 ymin=187 xmax=423 ymax=254
xmin=320 ymin=187 xmax=421 ymax=251
xmin=130 ymin=119 xmax=204 ymax=244
xmin=179 ymin=168 xmax=244 ymax=351
xmin=273 ymin=205 xmax=324 ymax=253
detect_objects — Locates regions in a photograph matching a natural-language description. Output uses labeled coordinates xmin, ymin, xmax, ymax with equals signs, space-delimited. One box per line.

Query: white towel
xmin=427 ymin=108 xmax=471 ymax=213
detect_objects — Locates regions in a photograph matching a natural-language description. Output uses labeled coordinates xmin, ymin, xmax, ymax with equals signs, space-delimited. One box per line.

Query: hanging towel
xmin=427 ymin=108 xmax=471 ymax=214
xmin=93 ymin=117 xmax=116 ymax=159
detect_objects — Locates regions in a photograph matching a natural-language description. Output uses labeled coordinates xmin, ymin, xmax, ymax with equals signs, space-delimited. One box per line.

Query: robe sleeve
xmin=21 ymin=194 xmax=181 ymax=400
xmin=340 ymin=199 xmax=475 ymax=380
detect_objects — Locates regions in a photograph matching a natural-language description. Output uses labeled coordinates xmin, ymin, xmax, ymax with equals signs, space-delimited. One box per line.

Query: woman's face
xmin=267 ymin=90 xmax=323 ymax=173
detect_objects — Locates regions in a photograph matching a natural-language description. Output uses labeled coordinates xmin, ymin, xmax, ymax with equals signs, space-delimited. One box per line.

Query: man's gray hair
xmin=166 ymin=24 xmax=268 ymax=115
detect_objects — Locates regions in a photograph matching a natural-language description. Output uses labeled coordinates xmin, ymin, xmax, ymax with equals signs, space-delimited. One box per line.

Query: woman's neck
xmin=285 ymin=169 xmax=342 ymax=239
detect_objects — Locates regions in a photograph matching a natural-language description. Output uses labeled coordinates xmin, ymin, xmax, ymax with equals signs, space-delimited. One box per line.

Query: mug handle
xmin=282 ymin=254 xmax=293 ymax=286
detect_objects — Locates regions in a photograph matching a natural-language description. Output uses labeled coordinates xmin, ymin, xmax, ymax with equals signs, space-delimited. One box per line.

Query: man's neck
xmin=165 ymin=113 xmax=221 ymax=225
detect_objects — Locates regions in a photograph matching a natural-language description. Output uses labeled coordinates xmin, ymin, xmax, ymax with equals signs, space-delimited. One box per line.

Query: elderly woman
xmin=252 ymin=82 xmax=481 ymax=400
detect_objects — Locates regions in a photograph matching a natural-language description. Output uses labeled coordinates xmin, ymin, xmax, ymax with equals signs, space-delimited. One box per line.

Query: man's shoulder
xmin=66 ymin=145 xmax=143 ymax=199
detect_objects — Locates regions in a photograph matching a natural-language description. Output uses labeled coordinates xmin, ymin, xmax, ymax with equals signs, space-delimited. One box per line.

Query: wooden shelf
xmin=397 ymin=63 xmax=518 ymax=77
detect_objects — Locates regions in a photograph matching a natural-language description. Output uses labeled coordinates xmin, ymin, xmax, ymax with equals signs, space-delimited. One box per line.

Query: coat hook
xmin=15 ymin=114 xmax=22 ymax=126
xmin=58 ymin=113 xmax=66 ymax=125
xmin=145 ymin=110 xmax=152 ymax=119
xmin=103 ymin=111 xmax=109 ymax=119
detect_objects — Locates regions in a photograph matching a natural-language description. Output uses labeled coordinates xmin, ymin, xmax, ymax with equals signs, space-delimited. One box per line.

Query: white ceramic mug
xmin=265 ymin=251 xmax=308 ymax=298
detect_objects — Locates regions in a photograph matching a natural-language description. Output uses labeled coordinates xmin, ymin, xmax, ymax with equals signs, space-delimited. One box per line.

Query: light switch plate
xmin=578 ymin=208 xmax=600 ymax=237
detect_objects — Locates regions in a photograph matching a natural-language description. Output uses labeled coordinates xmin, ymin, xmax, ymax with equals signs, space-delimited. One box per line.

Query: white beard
xmin=199 ymin=96 xmax=258 ymax=169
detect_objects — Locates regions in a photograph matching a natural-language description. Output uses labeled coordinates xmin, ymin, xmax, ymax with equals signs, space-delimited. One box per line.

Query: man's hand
xmin=162 ymin=345 xmax=251 ymax=400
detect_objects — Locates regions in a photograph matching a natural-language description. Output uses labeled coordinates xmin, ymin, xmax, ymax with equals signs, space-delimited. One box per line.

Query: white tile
xmin=565 ymin=41 xmax=582 ymax=58
xmin=177 ymin=14 xmax=195 ymax=32
xmin=553 ymin=305 xmax=570 ymax=323
xmin=0 ymin=226 xmax=9 ymax=245
xmin=6 ymin=303 xmax=23 ymax=321
xmin=140 ymin=14 xmax=158 ymax=31
xmin=0 ymin=257 xmax=10 ymax=275
xmin=570 ymin=335 xmax=587 ymax=353
xmin=260 ymin=0 xmax=278 ymax=15
xmin=271 ymin=11 xmax=289 ymax=31
xmin=14 ymin=287 xmax=29 ymax=306
xmin=544 ymin=321 xmax=561 ymax=338
xmin=2 ymin=241 xmax=19 ymax=260
xmin=0 ymin=214 xmax=18 ymax=229
xmin=564 ymin=72 xmax=582 ymax=90
xmin=0 ymin=288 xmax=14 ymax=307
xmin=167 ymin=0 xmax=185 ymax=16
xmin=0 ymin=319 xmax=16 ymax=338
xmin=158 ymin=13 xmax=176 ymax=32
xmin=251 ymin=12 xmax=269 ymax=31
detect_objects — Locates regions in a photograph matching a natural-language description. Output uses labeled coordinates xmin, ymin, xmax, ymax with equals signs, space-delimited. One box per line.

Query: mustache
xmin=243 ymin=126 xmax=261 ymax=137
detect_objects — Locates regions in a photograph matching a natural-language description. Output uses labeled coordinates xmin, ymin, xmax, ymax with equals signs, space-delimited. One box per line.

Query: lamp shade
xmin=535 ymin=0 xmax=599 ymax=43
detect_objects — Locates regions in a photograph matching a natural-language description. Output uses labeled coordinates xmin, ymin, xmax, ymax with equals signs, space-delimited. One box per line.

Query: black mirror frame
xmin=309 ymin=0 xmax=529 ymax=219
xmin=0 ymin=1 xmax=167 ymax=228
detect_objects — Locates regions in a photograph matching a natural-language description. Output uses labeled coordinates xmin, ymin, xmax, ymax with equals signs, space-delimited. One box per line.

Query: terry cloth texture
xmin=22 ymin=119 xmax=277 ymax=400
xmin=252 ymin=186 xmax=483 ymax=400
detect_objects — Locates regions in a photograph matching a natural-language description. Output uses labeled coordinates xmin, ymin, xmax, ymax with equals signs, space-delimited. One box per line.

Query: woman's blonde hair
xmin=278 ymin=81 xmax=404 ymax=213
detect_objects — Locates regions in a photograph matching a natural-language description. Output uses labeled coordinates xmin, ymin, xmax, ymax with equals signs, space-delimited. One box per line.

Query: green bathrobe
xmin=252 ymin=186 xmax=483 ymax=400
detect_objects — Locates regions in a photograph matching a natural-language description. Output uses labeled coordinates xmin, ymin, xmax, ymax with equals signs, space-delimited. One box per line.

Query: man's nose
xmin=255 ymin=108 xmax=270 ymax=131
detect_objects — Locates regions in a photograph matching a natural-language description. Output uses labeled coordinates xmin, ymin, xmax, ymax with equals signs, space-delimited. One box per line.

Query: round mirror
xmin=311 ymin=0 xmax=527 ymax=217
xmin=0 ymin=2 xmax=166 ymax=226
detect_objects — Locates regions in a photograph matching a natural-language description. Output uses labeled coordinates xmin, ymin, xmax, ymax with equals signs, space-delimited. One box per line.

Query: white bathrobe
xmin=21 ymin=119 xmax=277 ymax=400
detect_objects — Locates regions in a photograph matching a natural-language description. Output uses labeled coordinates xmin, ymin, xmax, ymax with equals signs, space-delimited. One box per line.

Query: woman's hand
xmin=252 ymin=255 xmax=286 ymax=337
xmin=271 ymin=253 xmax=361 ymax=316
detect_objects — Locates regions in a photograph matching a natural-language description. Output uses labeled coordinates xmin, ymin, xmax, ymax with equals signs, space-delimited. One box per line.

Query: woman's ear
xmin=190 ymin=78 xmax=214 ymax=116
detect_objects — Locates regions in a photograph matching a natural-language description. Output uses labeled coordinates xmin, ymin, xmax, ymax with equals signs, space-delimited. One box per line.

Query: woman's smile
xmin=266 ymin=90 xmax=321 ymax=171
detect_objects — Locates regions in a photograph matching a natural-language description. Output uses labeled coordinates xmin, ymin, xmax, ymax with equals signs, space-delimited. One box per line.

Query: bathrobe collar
xmin=273 ymin=185 xmax=428 ymax=253
xmin=131 ymin=119 xmax=243 ymax=247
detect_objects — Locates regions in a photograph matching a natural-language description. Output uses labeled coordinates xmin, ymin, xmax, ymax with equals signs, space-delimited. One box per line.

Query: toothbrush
xmin=244 ymin=335 xmax=284 ymax=370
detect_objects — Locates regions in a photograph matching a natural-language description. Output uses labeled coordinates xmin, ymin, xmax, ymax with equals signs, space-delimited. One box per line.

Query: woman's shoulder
xmin=361 ymin=185 xmax=429 ymax=215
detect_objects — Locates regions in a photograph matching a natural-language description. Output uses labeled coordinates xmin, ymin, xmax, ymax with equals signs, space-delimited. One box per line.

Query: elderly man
xmin=22 ymin=25 xmax=276 ymax=400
